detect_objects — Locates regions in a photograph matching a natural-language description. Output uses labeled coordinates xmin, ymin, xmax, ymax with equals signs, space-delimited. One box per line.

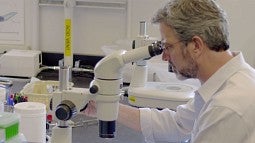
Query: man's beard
xmin=169 ymin=53 xmax=198 ymax=81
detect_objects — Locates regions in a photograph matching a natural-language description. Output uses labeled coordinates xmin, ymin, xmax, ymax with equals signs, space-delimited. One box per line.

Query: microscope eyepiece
xmin=148 ymin=41 xmax=163 ymax=57
xmin=99 ymin=120 xmax=116 ymax=138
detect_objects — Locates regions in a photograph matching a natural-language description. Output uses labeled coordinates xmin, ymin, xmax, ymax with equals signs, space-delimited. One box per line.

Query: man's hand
xmin=82 ymin=100 xmax=97 ymax=117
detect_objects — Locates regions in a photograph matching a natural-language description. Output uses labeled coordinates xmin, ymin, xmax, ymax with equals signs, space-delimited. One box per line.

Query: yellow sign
xmin=65 ymin=19 xmax=72 ymax=57
xmin=128 ymin=95 xmax=136 ymax=103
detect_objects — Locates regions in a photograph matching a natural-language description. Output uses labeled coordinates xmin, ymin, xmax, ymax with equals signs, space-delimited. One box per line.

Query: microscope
xmin=50 ymin=40 xmax=163 ymax=143
xmin=48 ymin=1 xmax=163 ymax=142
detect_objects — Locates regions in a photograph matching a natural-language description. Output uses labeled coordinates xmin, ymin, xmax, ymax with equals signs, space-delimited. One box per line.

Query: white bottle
xmin=0 ymin=87 xmax=5 ymax=112
xmin=0 ymin=101 xmax=3 ymax=112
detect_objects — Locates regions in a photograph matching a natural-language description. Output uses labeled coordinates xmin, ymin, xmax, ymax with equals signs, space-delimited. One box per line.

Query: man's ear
xmin=189 ymin=36 xmax=204 ymax=58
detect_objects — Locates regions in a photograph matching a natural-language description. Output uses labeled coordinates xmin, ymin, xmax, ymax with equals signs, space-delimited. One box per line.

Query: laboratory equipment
xmin=0 ymin=49 xmax=42 ymax=77
xmin=0 ymin=78 xmax=12 ymax=101
xmin=0 ymin=78 xmax=13 ymax=112
xmin=14 ymin=102 xmax=46 ymax=143
xmin=50 ymin=40 xmax=163 ymax=143
xmin=20 ymin=80 xmax=73 ymax=112
xmin=128 ymin=21 xmax=197 ymax=110
xmin=0 ymin=112 xmax=19 ymax=142
xmin=128 ymin=82 xmax=196 ymax=109
xmin=63 ymin=0 xmax=75 ymax=67
xmin=129 ymin=21 xmax=158 ymax=87
xmin=0 ymin=12 xmax=17 ymax=22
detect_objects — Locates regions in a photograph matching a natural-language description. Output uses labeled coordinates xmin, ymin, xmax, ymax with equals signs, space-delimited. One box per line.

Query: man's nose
xmin=162 ymin=51 xmax=169 ymax=61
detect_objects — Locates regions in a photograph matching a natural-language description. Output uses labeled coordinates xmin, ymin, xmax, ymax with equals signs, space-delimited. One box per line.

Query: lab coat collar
xmin=197 ymin=52 xmax=247 ymax=102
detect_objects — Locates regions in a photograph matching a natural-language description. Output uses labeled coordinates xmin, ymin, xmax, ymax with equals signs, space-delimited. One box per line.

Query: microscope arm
xmin=53 ymin=88 xmax=92 ymax=121
xmin=93 ymin=41 xmax=163 ymax=80
xmin=88 ymin=41 xmax=162 ymax=138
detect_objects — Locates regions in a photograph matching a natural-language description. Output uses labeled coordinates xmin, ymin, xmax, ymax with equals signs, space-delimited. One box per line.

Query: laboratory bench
xmin=4 ymin=70 xmax=153 ymax=143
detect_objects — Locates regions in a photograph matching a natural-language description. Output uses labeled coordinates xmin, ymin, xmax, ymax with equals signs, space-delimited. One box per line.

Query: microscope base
xmin=128 ymin=82 xmax=196 ymax=110
xmin=51 ymin=126 xmax=72 ymax=143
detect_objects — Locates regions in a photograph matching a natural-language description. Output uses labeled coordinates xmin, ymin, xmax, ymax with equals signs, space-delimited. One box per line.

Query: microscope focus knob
xmin=55 ymin=100 xmax=77 ymax=121
xmin=90 ymin=85 xmax=98 ymax=94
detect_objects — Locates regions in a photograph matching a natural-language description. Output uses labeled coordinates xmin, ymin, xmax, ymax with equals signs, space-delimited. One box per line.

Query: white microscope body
xmin=50 ymin=41 xmax=163 ymax=143
xmin=129 ymin=21 xmax=158 ymax=88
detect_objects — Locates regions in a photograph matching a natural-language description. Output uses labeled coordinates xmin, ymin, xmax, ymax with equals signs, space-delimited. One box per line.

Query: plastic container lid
xmin=14 ymin=102 xmax=46 ymax=115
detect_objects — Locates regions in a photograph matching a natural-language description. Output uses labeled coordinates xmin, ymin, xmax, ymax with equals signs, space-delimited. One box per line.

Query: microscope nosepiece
xmin=99 ymin=120 xmax=116 ymax=138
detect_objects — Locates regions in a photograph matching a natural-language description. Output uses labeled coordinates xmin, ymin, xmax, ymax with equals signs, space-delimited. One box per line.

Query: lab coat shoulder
xmin=193 ymin=106 xmax=249 ymax=143
xmin=210 ymin=69 xmax=255 ymax=116
xmin=193 ymin=69 xmax=255 ymax=143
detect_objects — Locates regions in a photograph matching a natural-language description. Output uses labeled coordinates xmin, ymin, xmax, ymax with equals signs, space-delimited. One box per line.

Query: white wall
xmin=219 ymin=0 xmax=255 ymax=67
xmin=39 ymin=1 xmax=128 ymax=56
xmin=38 ymin=0 xmax=166 ymax=56
xmin=127 ymin=0 xmax=167 ymax=38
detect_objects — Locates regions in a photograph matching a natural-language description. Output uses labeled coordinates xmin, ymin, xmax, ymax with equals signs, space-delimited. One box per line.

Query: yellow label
xmin=128 ymin=95 xmax=136 ymax=103
xmin=65 ymin=19 xmax=72 ymax=57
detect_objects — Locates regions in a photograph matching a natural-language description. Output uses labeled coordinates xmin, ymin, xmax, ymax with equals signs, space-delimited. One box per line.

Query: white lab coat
xmin=140 ymin=52 xmax=255 ymax=143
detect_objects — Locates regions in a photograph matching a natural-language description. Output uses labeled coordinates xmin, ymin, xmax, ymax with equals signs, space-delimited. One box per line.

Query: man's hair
xmin=152 ymin=0 xmax=229 ymax=51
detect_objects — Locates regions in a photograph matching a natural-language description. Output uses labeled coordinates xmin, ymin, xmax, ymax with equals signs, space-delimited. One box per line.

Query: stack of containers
xmin=0 ymin=112 xmax=20 ymax=142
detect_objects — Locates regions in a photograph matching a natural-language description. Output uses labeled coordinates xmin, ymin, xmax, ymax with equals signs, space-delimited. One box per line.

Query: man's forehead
xmin=159 ymin=23 xmax=178 ymax=41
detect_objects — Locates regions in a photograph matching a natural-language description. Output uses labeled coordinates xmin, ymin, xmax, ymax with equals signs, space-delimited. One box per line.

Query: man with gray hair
xmin=85 ymin=0 xmax=255 ymax=142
